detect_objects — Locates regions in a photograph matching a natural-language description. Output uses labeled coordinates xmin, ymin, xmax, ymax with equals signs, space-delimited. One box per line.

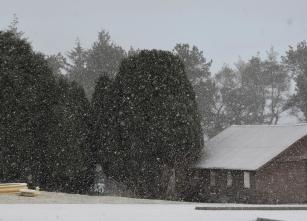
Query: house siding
xmin=254 ymin=138 xmax=307 ymax=204
xmin=190 ymin=137 xmax=307 ymax=204
xmin=255 ymin=160 xmax=306 ymax=203
xmin=188 ymin=169 xmax=256 ymax=203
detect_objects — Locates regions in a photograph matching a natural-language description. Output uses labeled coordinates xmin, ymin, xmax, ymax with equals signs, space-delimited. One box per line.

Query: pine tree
xmin=66 ymin=40 xmax=88 ymax=87
xmin=68 ymin=31 xmax=126 ymax=99
xmin=46 ymin=53 xmax=67 ymax=76
xmin=7 ymin=14 xmax=23 ymax=38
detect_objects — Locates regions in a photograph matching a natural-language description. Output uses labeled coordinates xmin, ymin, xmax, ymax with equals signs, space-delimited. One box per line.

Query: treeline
xmin=51 ymin=31 xmax=307 ymax=137
xmin=1 ymin=20 xmax=307 ymax=199
xmin=0 ymin=29 xmax=202 ymax=199
xmin=0 ymin=31 xmax=93 ymax=193
xmin=46 ymin=32 xmax=307 ymax=198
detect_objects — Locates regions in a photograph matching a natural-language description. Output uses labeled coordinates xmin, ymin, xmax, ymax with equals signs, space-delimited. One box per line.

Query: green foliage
xmin=46 ymin=76 xmax=94 ymax=193
xmin=105 ymin=50 xmax=203 ymax=198
xmin=215 ymin=50 xmax=289 ymax=129
xmin=173 ymin=44 xmax=211 ymax=83
xmin=284 ymin=41 xmax=307 ymax=118
xmin=0 ymin=31 xmax=93 ymax=193
xmin=263 ymin=49 xmax=289 ymax=124
xmin=90 ymin=75 xmax=117 ymax=168
xmin=46 ymin=53 xmax=67 ymax=77
xmin=173 ymin=44 xmax=217 ymax=137
xmin=67 ymin=31 xmax=126 ymax=99
xmin=0 ymin=31 xmax=58 ymax=185
xmin=66 ymin=40 xmax=88 ymax=87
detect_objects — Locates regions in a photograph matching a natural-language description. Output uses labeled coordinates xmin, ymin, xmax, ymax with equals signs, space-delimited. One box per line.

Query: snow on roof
xmin=195 ymin=124 xmax=307 ymax=171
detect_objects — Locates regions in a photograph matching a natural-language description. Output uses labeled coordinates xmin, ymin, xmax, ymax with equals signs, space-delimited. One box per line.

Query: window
xmin=210 ymin=171 xmax=216 ymax=186
xmin=227 ymin=171 xmax=232 ymax=187
xmin=244 ymin=171 xmax=250 ymax=188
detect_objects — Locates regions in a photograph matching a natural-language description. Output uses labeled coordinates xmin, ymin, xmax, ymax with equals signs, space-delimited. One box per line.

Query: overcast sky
xmin=1 ymin=0 xmax=307 ymax=72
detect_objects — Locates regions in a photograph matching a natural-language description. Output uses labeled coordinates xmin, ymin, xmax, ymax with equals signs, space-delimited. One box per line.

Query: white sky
xmin=1 ymin=0 xmax=307 ymax=72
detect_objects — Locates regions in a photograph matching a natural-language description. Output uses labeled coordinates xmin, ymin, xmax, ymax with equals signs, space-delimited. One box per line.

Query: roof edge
xmin=255 ymin=134 xmax=307 ymax=171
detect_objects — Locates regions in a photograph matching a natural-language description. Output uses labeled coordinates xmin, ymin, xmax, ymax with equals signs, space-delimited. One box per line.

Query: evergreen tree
xmin=173 ymin=44 xmax=217 ymax=137
xmin=7 ymin=14 xmax=23 ymax=38
xmin=0 ymin=31 xmax=93 ymax=193
xmin=46 ymin=53 xmax=67 ymax=76
xmin=0 ymin=31 xmax=57 ymax=186
xmin=66 ymin=40 xmax=88 ymax=87
xmin=90 ymin=75 xmax=116 ymax=171
xmin=68 ymin=31 xmax=126 ymax=99
xmin=46 ymin=76 xmax=93 ymax=193
xmin=108 ymin=50 xmax=203 ymax=198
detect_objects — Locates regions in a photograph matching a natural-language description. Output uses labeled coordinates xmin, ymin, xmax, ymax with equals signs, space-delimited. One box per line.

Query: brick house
xmin=190 ymin=124 xmax=307 ymax=204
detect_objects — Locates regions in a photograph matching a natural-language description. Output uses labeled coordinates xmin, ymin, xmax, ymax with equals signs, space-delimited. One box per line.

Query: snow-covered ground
xmin=0 ymin=192 xmax=307 ymax=221
xmin=0 ymin=191 xmax=176 ymax=204
xmin=0 ymin=204 xmax=307 ymax=221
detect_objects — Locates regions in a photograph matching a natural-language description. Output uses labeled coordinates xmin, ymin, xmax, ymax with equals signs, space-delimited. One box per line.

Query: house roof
xmin=195 ymin=124 xmax=307 ymax=171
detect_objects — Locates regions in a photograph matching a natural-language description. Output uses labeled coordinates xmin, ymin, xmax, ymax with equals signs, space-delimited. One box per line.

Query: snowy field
xmin=0 ymin=191 xmax=176 ymax=204
xmin=0 ymin=192 xmax=307 ymax=221
xmin=0 ymin=204 xmax=307 ymax=221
